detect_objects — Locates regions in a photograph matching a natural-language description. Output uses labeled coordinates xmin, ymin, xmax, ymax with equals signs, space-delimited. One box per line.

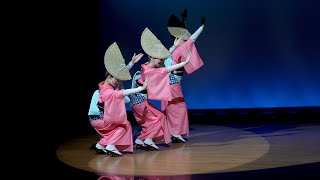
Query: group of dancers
xmin=88 ymin=9 xmax=206 ymax=157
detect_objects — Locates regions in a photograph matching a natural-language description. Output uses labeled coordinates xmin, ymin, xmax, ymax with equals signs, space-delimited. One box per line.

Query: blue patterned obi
xmin=129 ymin=93 xmax=147 ymax=107
xmin=88 ymin=111 xmax=104 ymax=122
xmin=169 ymin=74 xmax=179 ymax=85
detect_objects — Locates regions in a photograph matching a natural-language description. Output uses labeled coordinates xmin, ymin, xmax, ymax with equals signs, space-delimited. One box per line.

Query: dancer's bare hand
xmin=131 ymin=53 xmax=144 ymax=64
xmin=142 ymin=78 xmax=150 ymax=90
xmin=173 ymin=37 xmax=182 ymax=47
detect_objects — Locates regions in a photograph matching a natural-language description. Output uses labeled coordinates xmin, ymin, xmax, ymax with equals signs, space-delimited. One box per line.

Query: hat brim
xmin=141 ymin=27 xmax=171 ymax=59
xmin=167 ymin=27 xmax=191 ymax=41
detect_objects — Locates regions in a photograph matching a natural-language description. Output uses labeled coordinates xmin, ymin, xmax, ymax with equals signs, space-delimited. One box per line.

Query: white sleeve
xmin=124 ymin=95 xmax=131 ymax=103
xmin=190 ymin=25 xmax=204 ymax=42
xmin=166 ymin=61 xmax=187 ymax=73
xmin=169 ymin=45 xmax=176 ymax=53
xmin=126 ymin=61 xmax=134 ymax=70
xmin=123 ymin=87 xmax=144 ymax=96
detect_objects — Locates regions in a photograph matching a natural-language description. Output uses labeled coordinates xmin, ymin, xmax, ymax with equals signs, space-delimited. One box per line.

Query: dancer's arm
xmin=169 ymin=37 xmax=182 ymax=53
xmin=190 ymin=16 xmax=205 ymax=42
xmin=123 ymin=78 xmax=150 ymax=96
xmin=127 ymin=53 xmax=144 ymax=70
xmin=166 ymin=51 xmax=192 ymax=72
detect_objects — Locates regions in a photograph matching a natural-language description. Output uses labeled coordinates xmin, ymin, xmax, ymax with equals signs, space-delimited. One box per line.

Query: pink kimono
xmin=90 ymin=81 xmax=133 ymax=152
xmin=172 ymin=39 xmax=204 ymax=74
xmin=132 ymin=65 xmax=173 ymax=143
xmin=161 ymin=83 xmax=189 ymax=137
xmin=161 ymin=39 xmax=203 ymax=137
xmin=139 ymin=64 xmax=173 ymax=101
xmin=131 ymin=100 xmax=171 ymax=144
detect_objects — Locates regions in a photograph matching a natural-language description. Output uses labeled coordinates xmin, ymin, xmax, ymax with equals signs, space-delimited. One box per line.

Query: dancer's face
xmin=107 ymin=75 xmax=119 ymax=87
xmin=150 ymin=56 xmax=165 ymax=68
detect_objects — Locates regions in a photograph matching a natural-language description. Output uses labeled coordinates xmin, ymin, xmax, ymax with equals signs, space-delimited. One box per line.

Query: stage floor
xmin=55 ymin=122 xmax=320 ymax=179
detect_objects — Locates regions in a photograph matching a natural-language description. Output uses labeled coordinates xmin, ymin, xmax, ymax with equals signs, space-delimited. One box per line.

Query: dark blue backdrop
xmin=98 ymin=0 xmax=320 ymax=110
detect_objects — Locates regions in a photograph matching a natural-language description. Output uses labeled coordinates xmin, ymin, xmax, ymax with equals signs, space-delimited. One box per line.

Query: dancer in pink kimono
xmin=128 ymin=27 xmax=192 ymax=150
xmin=161 ymin=10 xmax=206 ymax=143
xmin=88 ymin=42 xmax=149 ymax=157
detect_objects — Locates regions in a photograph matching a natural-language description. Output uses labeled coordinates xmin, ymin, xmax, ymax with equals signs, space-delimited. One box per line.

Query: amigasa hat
xmin=167 ymin=13 xmax=191 ymax=41
xmin=140 ymin=27 xmax=171 ymax=59
xmin=167 ymin=27 xmax=191 ymax=41
xmin=104 ymin=42 xmax=131 ymax=81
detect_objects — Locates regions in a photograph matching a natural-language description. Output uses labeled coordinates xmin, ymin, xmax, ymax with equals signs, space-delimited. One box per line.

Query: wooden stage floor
xmin=54 ymin=121 xmax=320 ymax=179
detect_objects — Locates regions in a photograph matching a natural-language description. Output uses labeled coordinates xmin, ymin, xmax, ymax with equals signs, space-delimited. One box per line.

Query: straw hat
xmin=104 ymin=42 xmax=131 ymax=80
xmin=167 ymin=12 xmax=191 ymax=41
xmin=167 ymin=26 xmax=191 ymax=41
xmin=140 ymin=27 xmax=171 ymax=59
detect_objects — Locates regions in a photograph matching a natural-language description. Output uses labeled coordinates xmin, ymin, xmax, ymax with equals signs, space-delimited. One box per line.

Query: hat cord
xmin=115 ymin=63 xmax=126 ymax=76
xmin=182 ymin=29 xmax=188 ymax=39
